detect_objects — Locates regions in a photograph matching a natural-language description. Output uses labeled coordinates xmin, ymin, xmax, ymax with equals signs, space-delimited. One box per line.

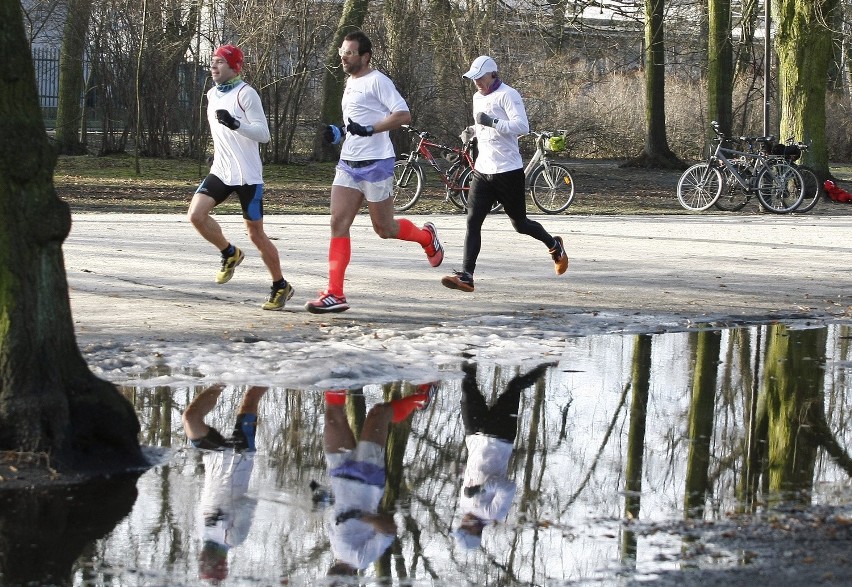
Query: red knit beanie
xmin=213 ymin=44 xmax=243 ymax=73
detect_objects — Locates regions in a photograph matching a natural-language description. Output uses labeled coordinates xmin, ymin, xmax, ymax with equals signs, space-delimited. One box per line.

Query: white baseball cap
xmin=463 ymin=56 xmax=498 ymax=80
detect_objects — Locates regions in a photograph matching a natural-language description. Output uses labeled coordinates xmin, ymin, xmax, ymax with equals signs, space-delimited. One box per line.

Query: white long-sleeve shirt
xmin=198 ymin=450 xmax=257 ymax=548
xmin=206 ymin=81 xmax=270 ymax=185
xmin=471 ymin=81 xmax=529 ymax=174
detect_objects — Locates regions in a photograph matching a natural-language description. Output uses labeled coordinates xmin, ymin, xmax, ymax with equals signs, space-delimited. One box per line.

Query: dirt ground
xmin=53 ymin=159 xmax=852 ymax=216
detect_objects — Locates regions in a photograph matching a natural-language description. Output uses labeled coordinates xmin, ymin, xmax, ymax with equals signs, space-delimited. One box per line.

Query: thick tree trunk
xmin=0 ymin=475 xmax=138 ymax=583
xmin=707 ymin=0 xmax=734 ymax=138
xmin=622 ymin=334 xmax=652 ymax=561
xmin=54 ymin=0 xmax=93 ymax=155
xmin=0 ymin=0 xmax=144 ymax=474
xmin=684 ymin=330 xmax=721 ymax=518
xmin=314 ymin=0 xmax=369 ymax=161
xmin=775 ymin=0 xmax=838 ymax=177
xmin=623 ymin=0 xmax=685 ymax=169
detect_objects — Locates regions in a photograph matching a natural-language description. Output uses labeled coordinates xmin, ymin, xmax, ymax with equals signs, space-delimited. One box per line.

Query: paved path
xmin=64 ymin=213 xmax=852 ymax=344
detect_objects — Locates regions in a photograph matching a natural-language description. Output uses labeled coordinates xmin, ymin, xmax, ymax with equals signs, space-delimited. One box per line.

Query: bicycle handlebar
xmin=710 ymin=120 xmax=774 ymax=145
xmin=400 ymin=124 xmax=430 ymax=139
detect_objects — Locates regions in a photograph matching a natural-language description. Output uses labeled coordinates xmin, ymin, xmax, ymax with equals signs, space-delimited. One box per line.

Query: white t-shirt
xmin=207 ymin=81 xmax=270 ymax=185
xmin=340 ymin=69 xmax=409 ymax=161
xmin=326 ymin=476 xmax=393 ymax=569
xmin=471 ymin=81 xmax=529 ymax=174
xmin=459 ymin=433 xmax=517 ymax=522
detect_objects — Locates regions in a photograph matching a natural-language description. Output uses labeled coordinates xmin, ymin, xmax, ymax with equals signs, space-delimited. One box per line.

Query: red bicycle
xmin=392 ymin=125 xmax=476 ymax=212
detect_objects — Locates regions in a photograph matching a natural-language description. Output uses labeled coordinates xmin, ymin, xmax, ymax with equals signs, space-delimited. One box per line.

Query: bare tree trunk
xmin=707 ymin=0 xmax=734 ymax=137
xmin=775 ymin=0 xmax=839 ymax=177
xmin=54 ymin=0 xmax=92 ymax=155
xmin=765 ymin=324 xmax=824 ymax=504
xmin=0 ymin=0 xmax=144 ymax=474
xmin=314 ymin=0 xmax=369 ymax=161
xmin=684 ymin=330 xmax=721 ymax=518
xmin=624 ymin=0 xmax=685 ymax=168
xmin=622 ymin=334 xmax=652 ymax=562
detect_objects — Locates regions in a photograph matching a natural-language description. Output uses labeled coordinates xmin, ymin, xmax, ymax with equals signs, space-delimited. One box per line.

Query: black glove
xmin=323 ymin=124 xmax=345 ymax=145
xmin=215 ymin=109 xmax=240 ymax=130
xmin=335 ymin=509 xmax=363 ymax=525
xmin=347 ymin=118 xmax=374 ymax=137
xmin=475 ymin=112 xmax=497 ymax=128
xmin=464 ymin=485 xmax=484 ymax=497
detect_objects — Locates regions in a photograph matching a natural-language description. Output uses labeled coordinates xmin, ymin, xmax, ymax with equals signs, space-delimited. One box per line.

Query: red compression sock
xmin=390 ymin=390 xmax=430 ymax=422
xmin=396 ymin=218 xmax=430 ymax=247
xmin=325 ymin=390 xmax=347 ymax=405
xmin=328 ymin=237 xmax=351 ymax=296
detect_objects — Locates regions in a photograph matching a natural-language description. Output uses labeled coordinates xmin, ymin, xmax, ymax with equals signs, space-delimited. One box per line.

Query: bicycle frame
xmin=522 ymin=131 xmax=568 ymax=187
xmin=710 ymin=131 xmax=786 ymax=193
xmin=401 ymin=126 xmax=474 ymax=188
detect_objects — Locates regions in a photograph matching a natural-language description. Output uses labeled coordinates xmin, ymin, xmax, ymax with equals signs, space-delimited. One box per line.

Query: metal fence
xmin=32 ymin=46 xmax=62 ymax=118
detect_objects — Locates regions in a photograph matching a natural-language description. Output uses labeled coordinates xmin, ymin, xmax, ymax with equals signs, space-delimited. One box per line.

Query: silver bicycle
xmin=458 ymin=129 xmax=575 ymax=214
xmin=677 ymin=121 xmax=805 ymax=213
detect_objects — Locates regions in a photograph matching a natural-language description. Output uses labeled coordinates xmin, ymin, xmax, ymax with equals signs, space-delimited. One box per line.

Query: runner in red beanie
xmin=213 ymin=44 xmax=243 ymax=73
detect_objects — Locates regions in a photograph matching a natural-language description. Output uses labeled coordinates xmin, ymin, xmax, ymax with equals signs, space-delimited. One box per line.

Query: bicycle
xmin=677 ymin=121 xmax=805 ymax=213
xmin=392 ymin=125 xmax=476 ymax=212
xmin=773 ymin=140 xmax=821 ymax=213
xmin=714 ymin=137 xmax=820 ymax=213
xmin=457 ymin=129 xmax=576 ymax=214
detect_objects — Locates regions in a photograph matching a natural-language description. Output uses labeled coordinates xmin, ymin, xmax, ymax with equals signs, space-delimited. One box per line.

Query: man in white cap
xmin=441 ymin=55 xmax=569 ymax=293
xmin=453 ymin=361 xmax=553 ymax=549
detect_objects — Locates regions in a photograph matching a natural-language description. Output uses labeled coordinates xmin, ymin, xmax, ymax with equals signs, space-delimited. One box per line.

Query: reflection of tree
xmin=622 ymin=334 xmax=652 ymax=562
xmin=735 ymin=327 xmax=764 ymax=512
xmin=0 ymin=475 xmax=138 ymax=584
xmin=684 ymin=330 xmax=721 ymax=519
xmin=764 ymin=325 xmax=852 ymax=503
xmin=565 ymin=382 xmax=630 ymax=507
xmin=729 ymin=324 xmax=852 ymax=508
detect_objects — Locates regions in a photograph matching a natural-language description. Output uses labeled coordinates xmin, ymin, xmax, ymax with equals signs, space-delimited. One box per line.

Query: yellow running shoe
xmin=262 ymin=281 xmax=295 ymax=311
xmin=216 ymin=247 xmax=244 ymax=284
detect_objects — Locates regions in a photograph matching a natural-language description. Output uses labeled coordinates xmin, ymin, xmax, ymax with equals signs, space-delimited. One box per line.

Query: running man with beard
xmin=306 ymin=31 xmax=444 ymax=314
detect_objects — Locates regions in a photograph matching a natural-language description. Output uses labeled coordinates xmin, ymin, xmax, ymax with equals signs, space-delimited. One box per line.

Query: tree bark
xmin=314 ymin=0 xmax=369 ymax=161
xmin=623 ymin=0 xmax=685 ymax=169
xmin=684 ymin=330 xmax=721 ymax=518
xmin=54 ymin=0 xmax=93 ymax=155
xmin=622 ymin=334 xmax=652 ymax=561
xmin=707 ymin=0 xmax=734 ymax=138
xmin=0 ymin=0 xmax=144 ymax=474
xmin=775 ymin=0 xmax=839 ymax=178
xmin=764 ymin=324 xmax=824 ymax=504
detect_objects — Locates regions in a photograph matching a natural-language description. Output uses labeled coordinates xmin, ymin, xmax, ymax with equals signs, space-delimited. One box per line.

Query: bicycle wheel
xmin=714 ymin=167 xmax=750 ymax=211
xmin=714 ymin=186 xmax=749 ymax=211
xmin=529 ymin=163 xmax=575 ymax=213
xmin=677 ymin=163 xmax=723 ymax=211
xmin=792 ymin=165 xmax=821 ymax=213
xmin=392 ymin=160 xmax=423 ymax=212
xmin=445 ymin=162 xmax=469 ymax=211
xmin=457 ymin=168 xmax=503 ymax=213
xmin=756 ymin=161 xmax=804 ymax=213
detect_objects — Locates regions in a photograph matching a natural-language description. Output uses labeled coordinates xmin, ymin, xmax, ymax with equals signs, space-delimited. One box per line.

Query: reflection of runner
xmin=182 ymin=384 xmax=268 ymax=582
xmin=454 ymin=363 xmax=550 ymax=549
xmin=323 ymin=385 xmax=435 ymax=576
